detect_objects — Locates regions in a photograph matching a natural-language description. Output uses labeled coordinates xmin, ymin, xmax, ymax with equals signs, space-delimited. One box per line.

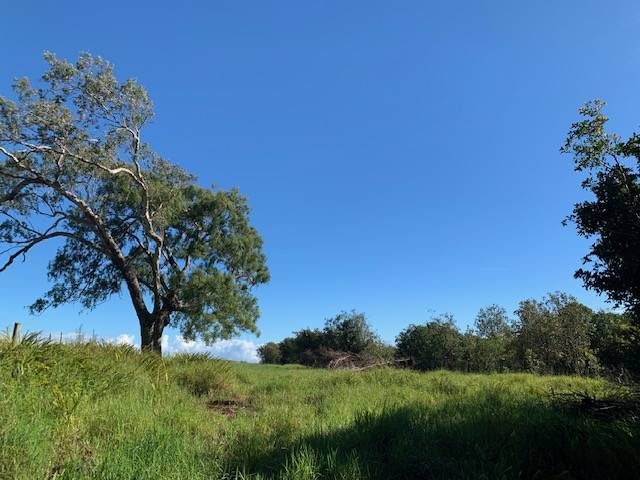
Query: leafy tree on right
xmin=562 ymin=100 xmax=640 ymax=317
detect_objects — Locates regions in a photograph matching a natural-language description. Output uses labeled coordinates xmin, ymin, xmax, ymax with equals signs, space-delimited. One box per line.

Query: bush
xmin=396 ymin=314 xmax=463 ymax=371
xmin=323 ymin=311 xmax=380 ymax=355
xmin=167 ymin=353 xmax=235 ymax=397
xmin=271 ymin=311 xmax=388 ymax=367
xmin=514 ymin=293 xmax=600 ymax=375
xmin=257 ymin=342 xmax=282 ymax=364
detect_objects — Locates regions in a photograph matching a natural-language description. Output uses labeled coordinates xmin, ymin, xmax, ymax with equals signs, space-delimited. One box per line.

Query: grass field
xmin=1 ymin=337 xmax=638 ymax=479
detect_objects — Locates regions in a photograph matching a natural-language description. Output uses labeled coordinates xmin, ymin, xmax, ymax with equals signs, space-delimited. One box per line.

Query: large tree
xmin=322 ymin=310 xmax=380 ymax=355
xmin=395 ymin=314 xmax=463 ymax=371
xmin=0 ymin=53 xmax=269 ymax=354
xmin=562 ymin=100 xmax=640 ymax=317
xmin=470 ymin=305 xmax=514 ymax=372
xmin=514 ymin=293 xmax=597 ymax=375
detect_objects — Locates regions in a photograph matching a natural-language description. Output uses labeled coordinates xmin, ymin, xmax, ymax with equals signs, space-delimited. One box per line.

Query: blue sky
xmin=1 ymin=1 xmax=639 ymax=359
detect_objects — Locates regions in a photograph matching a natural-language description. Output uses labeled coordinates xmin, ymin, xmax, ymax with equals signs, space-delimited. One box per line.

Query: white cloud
xmin=110 ymin=333 xmax=136 ymax=346
xmin=42 ymin=330 xmax=260 ymax=363
xmin=46 ymin=331 xmax=138 ymax=346
xmin=162 ymin=335 xmax=260 ymax=363
xmin=161 ymin=334 xmax=170 ymax=352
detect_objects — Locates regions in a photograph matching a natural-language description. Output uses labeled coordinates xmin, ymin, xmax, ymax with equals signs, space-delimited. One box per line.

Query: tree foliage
xmin=322 ymin=310 xmax=379 ymax=355
xmin=475 ymin=304 xmax=512 ymax=338
xmin=514 ymin=293 xmax=598 ymax=375
xmin=262 ymin=293 xmax=639 ymax=376
xmin=562 ymin=100 xmax=640 ymax=316
xmin=395 ymin=314 xmax=464 ymax=371
xmin=257 ymin=342 xmax=282 ymax=364
xmin=0 ymin=53 xmax=269 ymax=353
xmin=589 ymin=311 xmax=640 ymax=374
xmin=464 ymin=305 xmax=514 ymax=372
xmin=265 ymin=311 xmax=388 ymax=367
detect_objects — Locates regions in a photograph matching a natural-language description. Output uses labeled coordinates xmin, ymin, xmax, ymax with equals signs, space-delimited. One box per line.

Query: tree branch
xmin=0 ymin=230 xmax=107 ymax=272
xmin=0 ymin=179 xmax=39 ymax=203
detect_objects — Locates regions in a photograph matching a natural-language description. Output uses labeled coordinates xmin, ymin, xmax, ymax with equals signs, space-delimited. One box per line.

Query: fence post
xmin=11 ymin=322 xmax=20 ymax=344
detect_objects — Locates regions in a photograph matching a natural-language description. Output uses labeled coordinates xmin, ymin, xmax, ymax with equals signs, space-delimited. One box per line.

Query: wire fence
xmin=6 ymin=322 xmax=132 ymax=347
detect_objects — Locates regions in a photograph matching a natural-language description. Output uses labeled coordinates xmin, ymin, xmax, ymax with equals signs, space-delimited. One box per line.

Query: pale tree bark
xmin=0 ymin=140 xmax=180 ymax=355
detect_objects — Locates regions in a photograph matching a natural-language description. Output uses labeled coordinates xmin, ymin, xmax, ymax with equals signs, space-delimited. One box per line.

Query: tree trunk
xmin=140 ymin=312 xmax=168 ymax=355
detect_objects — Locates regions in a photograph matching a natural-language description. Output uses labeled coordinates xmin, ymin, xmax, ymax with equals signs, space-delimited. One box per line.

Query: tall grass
xmin=0 ymin=334 xmax=638 ymax=479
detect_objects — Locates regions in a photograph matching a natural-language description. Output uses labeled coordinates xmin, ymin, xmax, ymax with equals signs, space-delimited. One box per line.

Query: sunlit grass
xmin=0 ymin=336 xmax=637 ymax=479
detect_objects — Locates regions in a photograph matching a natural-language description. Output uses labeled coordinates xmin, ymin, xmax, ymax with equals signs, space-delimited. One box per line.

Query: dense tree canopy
xmin=513 ymin=293 xmax=598 ymax=375
xmin=395 ymin=314 xmax=463 ymax=371
xmin=465 ymin=305 xmax=514 ymax=372
xmin=322 ymin=311 xmax=379 ymax=355
xmin=259 ymin=311 xmax=389 ymax=367
xmin=0 ymin=53 xmax=269 ymax=353
xmin=589 ymin=311 xmax=640 ymax=374
xmin=257 ymin=342 xmax=282 ymax=364
xmin=475 ymin=305 xmax=512 ymax=339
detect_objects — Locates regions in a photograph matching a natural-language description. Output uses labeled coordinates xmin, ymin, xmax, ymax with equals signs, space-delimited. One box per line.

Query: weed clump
xmin=167 ymin=353 xmax=237 ymax=397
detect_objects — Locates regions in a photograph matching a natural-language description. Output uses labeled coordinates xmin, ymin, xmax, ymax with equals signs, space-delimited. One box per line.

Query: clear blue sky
xmin=1 ymin=1 xmax=639 ymax=351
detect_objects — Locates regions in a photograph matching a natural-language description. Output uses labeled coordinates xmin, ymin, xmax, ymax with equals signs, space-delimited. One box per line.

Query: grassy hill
xmin=1 ymin=337 xmax=638 ymax=479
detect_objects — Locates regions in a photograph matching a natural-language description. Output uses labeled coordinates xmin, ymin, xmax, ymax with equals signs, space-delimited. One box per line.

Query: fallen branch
xmin=327 ymin=352 xmax=412 ymax=371
xmin=551 ymin=388 xmax=640 ymax=421
xmin=351 ymin=358 xmax=412 ymax=372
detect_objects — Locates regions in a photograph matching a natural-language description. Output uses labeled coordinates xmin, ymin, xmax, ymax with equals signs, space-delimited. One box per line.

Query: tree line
xmin=258 ymin=293 xmax=640 ymax=377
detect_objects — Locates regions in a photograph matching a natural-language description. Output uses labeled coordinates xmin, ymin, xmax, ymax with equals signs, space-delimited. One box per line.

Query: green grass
xmin=0 ymin=336 xmax=638 ymax=479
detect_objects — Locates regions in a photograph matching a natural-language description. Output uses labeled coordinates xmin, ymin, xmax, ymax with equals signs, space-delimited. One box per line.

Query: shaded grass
xmin=224 ymin=368 xmax=639 ymax=479
xmin=0 ymin=336 xmax=638 ymax=479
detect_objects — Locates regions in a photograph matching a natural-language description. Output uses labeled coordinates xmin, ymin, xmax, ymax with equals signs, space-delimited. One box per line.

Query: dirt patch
xmin=46 ymin=432 xmax=94 ymax=478
xmin=207 ymin=399 xmax=247 ymax=418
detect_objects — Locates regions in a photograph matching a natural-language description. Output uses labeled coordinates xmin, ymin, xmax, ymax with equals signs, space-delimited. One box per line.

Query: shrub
xmin=514 ymin=293 xmax=600 ymax=375
xmin=396 ymin=314 xmax=463 ymax=371
xmin=257 ymin=342 xmax=282 ymax=364
xmin=272 ymin=311 xmax=388 ymax=367
xmin=167 ymin=354 xmax=235 ymax=397
xmin=323 ymin=311 xmax=380 ymax=355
